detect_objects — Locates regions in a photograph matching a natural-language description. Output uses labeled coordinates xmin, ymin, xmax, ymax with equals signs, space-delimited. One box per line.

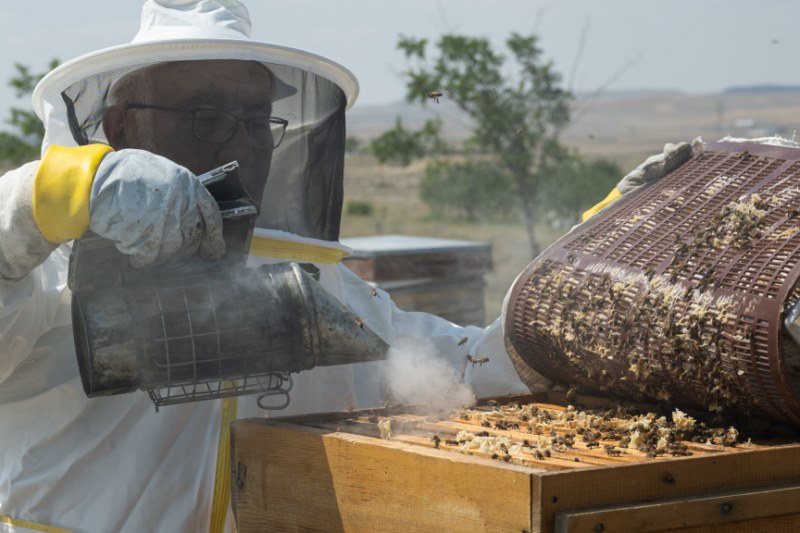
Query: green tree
xmin=421 ymin=158 xmax=516 ymax=222
xmin=0 ymin=59 xmax=59 ymax=164
xmin=397 ymin=33 xmax=572 ymax=257
xmin=370 ymin=117 xmax=444 ymax=166
xmin=345 ymin=135 xmax=362 ymax=155
xmin=539 ymin=154 xmax=622 ymax=220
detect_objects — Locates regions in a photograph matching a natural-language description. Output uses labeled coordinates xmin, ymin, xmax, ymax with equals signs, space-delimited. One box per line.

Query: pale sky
xmin=0 ymin=0 xmax=798 ymax=124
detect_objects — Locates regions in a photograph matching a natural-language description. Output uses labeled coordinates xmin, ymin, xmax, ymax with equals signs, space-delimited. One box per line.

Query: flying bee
xmin=370 ymin=287 xmax=380 ymax=299
xmin=458 ymin=336 xmax=469 ymax=347
xmin=466 ymin=355 xmax=490 ymax=366
xmin=426 ymin=90 xmax=443 ymax=103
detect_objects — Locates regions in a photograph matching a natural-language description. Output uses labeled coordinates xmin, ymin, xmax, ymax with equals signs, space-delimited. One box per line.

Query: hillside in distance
xmin=346 ymin=87 xmax=800 ymax=169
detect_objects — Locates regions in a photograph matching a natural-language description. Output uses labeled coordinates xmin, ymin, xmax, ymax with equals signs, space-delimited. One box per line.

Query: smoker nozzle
xmin=72 ymin=262 xmax=388 ymax=402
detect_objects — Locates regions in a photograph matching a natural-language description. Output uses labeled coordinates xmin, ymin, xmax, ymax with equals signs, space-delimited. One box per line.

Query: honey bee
xmin=604 ymin=445 xmax=622 ymax=457
xmin=354 ymin=317 xmax=365 ymax=329
xmin=432 ymin=435 xmax=441 ymax=449
xmin=565 ymin=386 xmax=577 ymax=403
xmin=426 ymin=90 xmax=443 ymax=103
xmin=457 ymin=336 xmax=469 ymax=347
xmin=466 ymin=355 xmax=490 ymax=366
xmin=370 ymin=287 xmax=380 ymax=299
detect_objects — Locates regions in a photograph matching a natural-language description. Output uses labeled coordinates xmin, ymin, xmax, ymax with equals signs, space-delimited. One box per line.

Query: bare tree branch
xmin=567 ymin=18 xmax=591 ymax=94
xmin=569 ymin=50 xmax=645 ymax=127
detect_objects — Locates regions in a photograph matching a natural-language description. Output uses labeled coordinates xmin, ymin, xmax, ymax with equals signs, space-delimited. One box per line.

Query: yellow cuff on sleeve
xmin=581 ymin=186 xmax=622 ymax=222
xmin=33 ymin=144 xmax=114 ymax=243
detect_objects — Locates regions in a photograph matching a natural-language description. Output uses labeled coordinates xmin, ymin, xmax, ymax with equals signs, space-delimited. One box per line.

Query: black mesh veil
xmin=60 ymin=60 xmax=347 ymax=242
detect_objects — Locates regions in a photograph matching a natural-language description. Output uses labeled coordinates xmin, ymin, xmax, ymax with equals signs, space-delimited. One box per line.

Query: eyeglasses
xmin=126 ymin=103 xmax=289 ymax=149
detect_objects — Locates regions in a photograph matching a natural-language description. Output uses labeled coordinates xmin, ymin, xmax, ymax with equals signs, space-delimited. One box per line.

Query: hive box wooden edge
xmin=230 ymin=393 xmax=800 ymax=533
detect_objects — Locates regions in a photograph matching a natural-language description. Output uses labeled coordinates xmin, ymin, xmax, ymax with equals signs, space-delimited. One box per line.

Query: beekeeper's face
xmin=103 ymin=60 xmax=278 ymax=204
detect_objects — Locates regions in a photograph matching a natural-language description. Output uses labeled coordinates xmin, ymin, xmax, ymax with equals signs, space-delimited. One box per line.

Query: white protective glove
xmin=615 ymin=140 xmax=695 ymax=195
xmin=89 ymin=149 xmax=225 ymax=268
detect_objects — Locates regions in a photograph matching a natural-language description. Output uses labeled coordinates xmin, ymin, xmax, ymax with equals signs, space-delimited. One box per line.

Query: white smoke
xmin=381 ymin=336 xmax=476 ymax=412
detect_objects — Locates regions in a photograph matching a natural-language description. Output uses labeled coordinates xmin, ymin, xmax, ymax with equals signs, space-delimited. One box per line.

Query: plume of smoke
xmin=381 ymin=336 xmax=476 ymax=412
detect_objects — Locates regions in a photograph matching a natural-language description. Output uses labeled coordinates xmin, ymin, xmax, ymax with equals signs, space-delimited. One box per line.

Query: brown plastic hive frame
xmin=505 ymin=141 xmax=800 ymax=425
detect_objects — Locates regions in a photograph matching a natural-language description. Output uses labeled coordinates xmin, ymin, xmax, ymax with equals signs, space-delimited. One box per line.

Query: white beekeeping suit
xmin=0 ymin=1 xmax=535 ymax=531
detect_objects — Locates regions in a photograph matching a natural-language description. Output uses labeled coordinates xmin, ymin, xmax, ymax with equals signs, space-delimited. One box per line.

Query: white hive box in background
xmin=341 ymin=235 xmax=492 ymax=326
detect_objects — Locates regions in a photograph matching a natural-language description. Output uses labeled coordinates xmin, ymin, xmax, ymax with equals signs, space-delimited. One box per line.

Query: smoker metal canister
xmin=504 ymin=141 xmax=800 ymax=425
xmin=73 ymin=261 xmax=388 ymax=400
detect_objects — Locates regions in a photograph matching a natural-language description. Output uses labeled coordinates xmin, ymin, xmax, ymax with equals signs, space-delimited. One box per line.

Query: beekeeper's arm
xmin=0 ymin=144 xmax=225 ymax=280
xmin=339 ymin=265 xmax=533 ymax=399
xmin=581 ymin=140 xmax=695 ymax=221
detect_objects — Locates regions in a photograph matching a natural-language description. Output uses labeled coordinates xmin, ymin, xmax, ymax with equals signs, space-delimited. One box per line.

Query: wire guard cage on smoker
xmin=505 ymin=142 xmax=800 ymax=426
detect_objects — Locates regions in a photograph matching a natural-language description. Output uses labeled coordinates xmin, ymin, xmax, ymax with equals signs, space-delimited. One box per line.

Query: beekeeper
xmin=0 ymin=1 xmax=535 ymax=531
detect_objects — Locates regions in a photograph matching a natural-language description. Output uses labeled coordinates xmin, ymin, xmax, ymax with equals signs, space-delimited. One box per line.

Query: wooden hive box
xmin=230 ymin=392 xmax=800 ymax=532
xmin=341 ymin=235 xmax=492 ymax=326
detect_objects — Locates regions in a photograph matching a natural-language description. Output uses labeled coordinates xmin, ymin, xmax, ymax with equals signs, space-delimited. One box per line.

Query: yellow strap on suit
xmin=32 ymin=144 xmax=114 ymax=243
xmin=581 ymin=186 xmax=622 ymax=222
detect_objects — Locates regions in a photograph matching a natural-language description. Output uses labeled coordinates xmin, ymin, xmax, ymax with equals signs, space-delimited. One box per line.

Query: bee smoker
xmin=69 ymin=161 xmax=388 ymax=409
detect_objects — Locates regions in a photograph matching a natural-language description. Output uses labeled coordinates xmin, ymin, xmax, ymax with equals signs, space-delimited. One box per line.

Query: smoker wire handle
xmin=256 ymin=374 xmax=294 ymax=410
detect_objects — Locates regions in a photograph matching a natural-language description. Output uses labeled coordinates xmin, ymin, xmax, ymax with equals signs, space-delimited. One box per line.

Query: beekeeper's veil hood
xmin=32 ymin=0 xmax=358 ymax=255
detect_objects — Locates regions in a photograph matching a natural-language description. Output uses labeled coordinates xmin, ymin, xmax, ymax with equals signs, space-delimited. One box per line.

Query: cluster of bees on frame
xmin=520 ymin=179 xmax=800 ymax=418
xmin=526 ymin=261 xmax=746 ymax=416
xmin=420 ymin=402 xmax=742 ymax=464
